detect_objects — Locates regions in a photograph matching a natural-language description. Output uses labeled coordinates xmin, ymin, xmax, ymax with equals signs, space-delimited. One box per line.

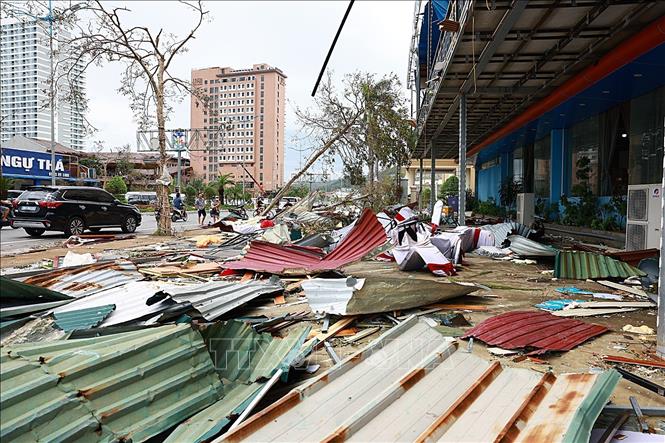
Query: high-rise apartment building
xmin=190 ymin=63 xmax=285 ymax=191
xmin=1 ymin=19 xmax=86 ymax=150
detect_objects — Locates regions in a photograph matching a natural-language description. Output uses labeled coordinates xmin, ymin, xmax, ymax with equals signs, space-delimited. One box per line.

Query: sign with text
xmin=1 ymin=148 xmax=71 ymax=178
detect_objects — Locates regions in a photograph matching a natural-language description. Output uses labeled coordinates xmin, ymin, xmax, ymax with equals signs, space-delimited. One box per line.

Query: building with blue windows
xmin=409 ymin=0 xmax=664 ymax=248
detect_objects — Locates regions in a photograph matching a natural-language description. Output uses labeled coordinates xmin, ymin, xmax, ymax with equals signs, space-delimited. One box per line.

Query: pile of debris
xmin=1 ymin=197 xmax=662 ymax=442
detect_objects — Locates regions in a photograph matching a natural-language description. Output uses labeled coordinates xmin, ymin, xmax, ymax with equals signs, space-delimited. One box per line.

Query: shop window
xmin=599 ymin=103 xmax=630 ymax=196
xmin=570 ymin=116 xmax=599 ymax=195
xmin=628 ymin=86 xmax=664 ymax=185
xmin=533 ymin=135 xmax=551 ymax=198
xmin=512 ymin=147 xmax=523 ymax=183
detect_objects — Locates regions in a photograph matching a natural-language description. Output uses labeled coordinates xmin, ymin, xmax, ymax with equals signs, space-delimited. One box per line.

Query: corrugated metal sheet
xmin=462 ymin=311 xmax=608 ymax=355
xmin=481 ymin=222 xmax=532 ymax=246
xmin=301 ymin=276 xmax=476 ymax=315
xmin=165 ymin=321 xmax=311 ymax=443
xmin=166 ymin=382 xmax=263 ymax=443
xmin=219 ymin=317 xmax=619 ymax=442
xmin=1 ymin=299 xmax=73 ymax=319
xmin=1 ymin=325 xmax=224 ymax=442
xmin=52 ymin=280 xmax=177 ymax=327
xmin=22 ymin=261 xmax=142 ymax=298
xmin=162 ymin=278 xmax=283 ymax=321
xmin=554 ymin=251 xmax=646 ymax=280
xmin=507 ymin=235 xmax=558 ymax=257
xmin=52 ymin=304 xmax=116 ymax=331
xmin=224 ymin=209 xmax=387 ymax=274
xmin=201 ymin=320 xmax=310 ymax=383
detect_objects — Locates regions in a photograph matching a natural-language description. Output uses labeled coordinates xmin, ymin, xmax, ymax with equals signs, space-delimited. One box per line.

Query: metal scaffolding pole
xmin=430 ymin=141 xmax=436 ymax=212
xmin=418 ymin=157 xmax=424 ymax=208
xmin=458 ymin=94 xmax=467 ymax=226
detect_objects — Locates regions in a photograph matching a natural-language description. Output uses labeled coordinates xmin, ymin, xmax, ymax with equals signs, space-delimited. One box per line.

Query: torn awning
xmin=223 ymin=209 xmax=386 ymax=274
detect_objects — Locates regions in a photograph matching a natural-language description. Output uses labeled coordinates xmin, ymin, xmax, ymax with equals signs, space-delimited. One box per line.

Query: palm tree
xmin=214 ymin=173 xmax=235 ymax=205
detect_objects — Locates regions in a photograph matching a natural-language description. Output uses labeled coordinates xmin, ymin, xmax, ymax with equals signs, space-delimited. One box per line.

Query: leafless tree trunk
xmin=50 ymin=0 xmax=209 ymax=234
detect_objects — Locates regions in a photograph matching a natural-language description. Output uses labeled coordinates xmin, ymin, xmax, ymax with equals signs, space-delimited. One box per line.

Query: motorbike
xmin=154 ymin=207 xmax=188 ymax=223
xmin=0 ymin=202 xmax=17 ymax=229
xmin=171 ymin=207 xmax=188 ymax=222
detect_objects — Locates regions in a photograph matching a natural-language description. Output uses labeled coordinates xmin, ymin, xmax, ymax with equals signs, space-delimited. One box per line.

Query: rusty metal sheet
xmin=462 ymin=311 xmax=608 ymax=355
xmin=218 ymin=317 xmax=619 ymax=443
xmin=22 ymin=261 xmax=142 ymax=298
xmin=223 ymin=209 xmax=387 ymax=274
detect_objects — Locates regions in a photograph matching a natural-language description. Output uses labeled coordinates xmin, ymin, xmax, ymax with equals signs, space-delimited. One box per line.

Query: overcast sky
xmin=84 ymin=1 xmax=414 ymax=179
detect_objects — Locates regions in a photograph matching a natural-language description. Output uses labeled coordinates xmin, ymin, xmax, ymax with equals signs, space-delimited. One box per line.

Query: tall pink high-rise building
xmin=189 ymin=63 xmax=286 ymax=192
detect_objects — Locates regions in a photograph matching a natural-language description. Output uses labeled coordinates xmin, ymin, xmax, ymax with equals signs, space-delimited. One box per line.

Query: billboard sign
xmin=1 ymin=148 xmax=71 ymax=178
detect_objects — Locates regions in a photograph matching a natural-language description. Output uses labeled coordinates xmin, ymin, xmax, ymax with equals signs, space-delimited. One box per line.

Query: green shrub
xmin=439 ymin=176 xmax=459 ymax=200
xmin=105 ymin=176 xmax=127 ymax=195
xmin=474 ymin=198 xmax=506 ymax=217
xmin=184 ymin=185 xmax=197 ymax=206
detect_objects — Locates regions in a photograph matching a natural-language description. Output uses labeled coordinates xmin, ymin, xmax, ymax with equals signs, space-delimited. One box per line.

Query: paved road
xmin=0 ymin=211 xmax=202 ymax=254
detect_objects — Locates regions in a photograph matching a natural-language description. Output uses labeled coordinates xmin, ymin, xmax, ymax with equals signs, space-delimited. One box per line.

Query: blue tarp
xmin=418 ymin=0 xmax=449 ymax=70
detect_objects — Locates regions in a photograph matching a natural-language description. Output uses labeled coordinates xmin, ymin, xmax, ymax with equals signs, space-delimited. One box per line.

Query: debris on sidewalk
xmin=1 ymin=196 xmax=662 ymax=441
xmin=462 ymin=311 xmax=608 ymax=355
xmin=221 ymin=317 xmax=620 ymax=442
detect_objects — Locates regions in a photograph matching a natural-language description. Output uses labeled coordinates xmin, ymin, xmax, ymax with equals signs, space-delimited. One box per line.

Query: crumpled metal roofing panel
xmin=554 ymin=250 xmax=646 ymax=280
xmin=507 ymin=235 xmax=558 ymax=257
xmin=224 ymin=209 xmax=387 ymax=274
xmin=201 ymin=320 xmax=310 ymax=383
xmin=1 ymin=325 xmax=223 ymax=442
xmin=462 ymin=311 xmax=608 ymax=355
xmin=22 ymin=261 xmax=142 ymax=298
xmin=161 ymin=278 xmax=283 ymax=321
xmin=52 ymin=280 xmax=177 ymax=327
xmin=481 ymin=222 xmax=532 ymax=246
xmin=220 ymin=317 xmax=619 ymax=443
xmin=166 ymin=321 xmax=311 ymax=443
xmin=53 ymin=304 xmax=116 ymax=331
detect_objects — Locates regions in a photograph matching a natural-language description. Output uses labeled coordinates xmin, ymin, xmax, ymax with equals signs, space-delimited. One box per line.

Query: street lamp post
xmin=47 ymin=0 xmax=55 ymax=186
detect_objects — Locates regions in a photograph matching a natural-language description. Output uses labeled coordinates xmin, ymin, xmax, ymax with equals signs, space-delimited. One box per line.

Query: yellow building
xmin=402 ymin=158 xmax=475 ymax=201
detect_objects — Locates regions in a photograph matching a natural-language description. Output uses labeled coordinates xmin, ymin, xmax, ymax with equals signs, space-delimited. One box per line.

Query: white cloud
xmin=84 ymin=1 xmax=413 ymax=177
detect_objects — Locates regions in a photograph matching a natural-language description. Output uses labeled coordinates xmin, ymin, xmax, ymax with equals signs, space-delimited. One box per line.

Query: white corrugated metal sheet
xmin=300 ymin=277 xmax=364 ymax=315
xmin=162 ymin=278 xmax=284 ymax=321
xmin=52 ymin=280 xmax=176 ymax=326
xmin=220 ymin=317 xmax=619 ymax=443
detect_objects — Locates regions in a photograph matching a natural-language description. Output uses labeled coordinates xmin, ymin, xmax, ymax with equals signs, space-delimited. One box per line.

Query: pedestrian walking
xmin=195 ymin=193 xmax=207 ymax=225
xmin=210 ymin=197 xmax=220 ymax=224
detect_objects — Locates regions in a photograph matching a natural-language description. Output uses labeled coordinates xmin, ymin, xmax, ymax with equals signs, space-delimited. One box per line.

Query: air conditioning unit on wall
xmin=516 ymin=193 xmax=534 ymax=226
xmin=625 ymin=183 xmax=662 ymax=251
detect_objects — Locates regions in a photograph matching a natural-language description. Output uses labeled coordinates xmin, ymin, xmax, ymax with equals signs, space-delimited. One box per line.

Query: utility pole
xmin=48 ymin=0 xmax=55 ymax=185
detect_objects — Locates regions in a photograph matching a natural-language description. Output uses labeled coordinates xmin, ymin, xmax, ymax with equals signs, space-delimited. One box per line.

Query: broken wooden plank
xmin=603 ymin=355 xmax=665 ymax=369
xmin=301 ymin=316 xmax=358 ymax=351
xmin=344 ymin=326 xmax=380 ymax=344
xmin=273 ymin=295 xmax=286 ymax=305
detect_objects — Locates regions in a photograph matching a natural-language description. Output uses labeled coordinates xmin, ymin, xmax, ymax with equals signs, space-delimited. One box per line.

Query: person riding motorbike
xmin=172 ymin=192 xmax=185 ymax=218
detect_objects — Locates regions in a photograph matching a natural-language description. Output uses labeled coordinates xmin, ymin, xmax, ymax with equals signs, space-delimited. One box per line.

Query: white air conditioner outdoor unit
xmin=516 ymin=193 xmax=534 ymax=226
xmin=625 ymin=183 xmax=662 ymax=251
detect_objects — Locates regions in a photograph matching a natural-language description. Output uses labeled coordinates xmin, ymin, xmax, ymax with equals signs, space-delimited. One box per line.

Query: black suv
xmin=11 ymin=186 xmax=142 ymax=237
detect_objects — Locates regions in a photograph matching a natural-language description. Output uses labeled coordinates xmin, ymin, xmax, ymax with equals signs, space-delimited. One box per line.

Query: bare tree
xmin=296 ymin=72 xmax=412 ymax=198
xmin=56 ymin=0 xmax=209 ymax=233
xmin=261 ymin=76 xmax=362 ymax=216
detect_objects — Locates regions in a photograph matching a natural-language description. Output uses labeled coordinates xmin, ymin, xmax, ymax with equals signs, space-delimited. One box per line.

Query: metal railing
xmin=414 ymin=0 xmax=472 ymax=142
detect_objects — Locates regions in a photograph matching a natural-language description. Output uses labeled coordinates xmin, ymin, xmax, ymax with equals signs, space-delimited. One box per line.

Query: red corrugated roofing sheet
xmin=224 ymin=209 xmax=387 ymax=274
xmin=462 ymin=311 xmax=608 ymax=355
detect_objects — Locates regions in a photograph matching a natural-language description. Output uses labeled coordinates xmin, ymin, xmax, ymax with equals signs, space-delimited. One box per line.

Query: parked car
xmin=126 ymin=191 xmax=158 ymax=206
xmin=11 ymin=186 xmax=142 ymax=237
